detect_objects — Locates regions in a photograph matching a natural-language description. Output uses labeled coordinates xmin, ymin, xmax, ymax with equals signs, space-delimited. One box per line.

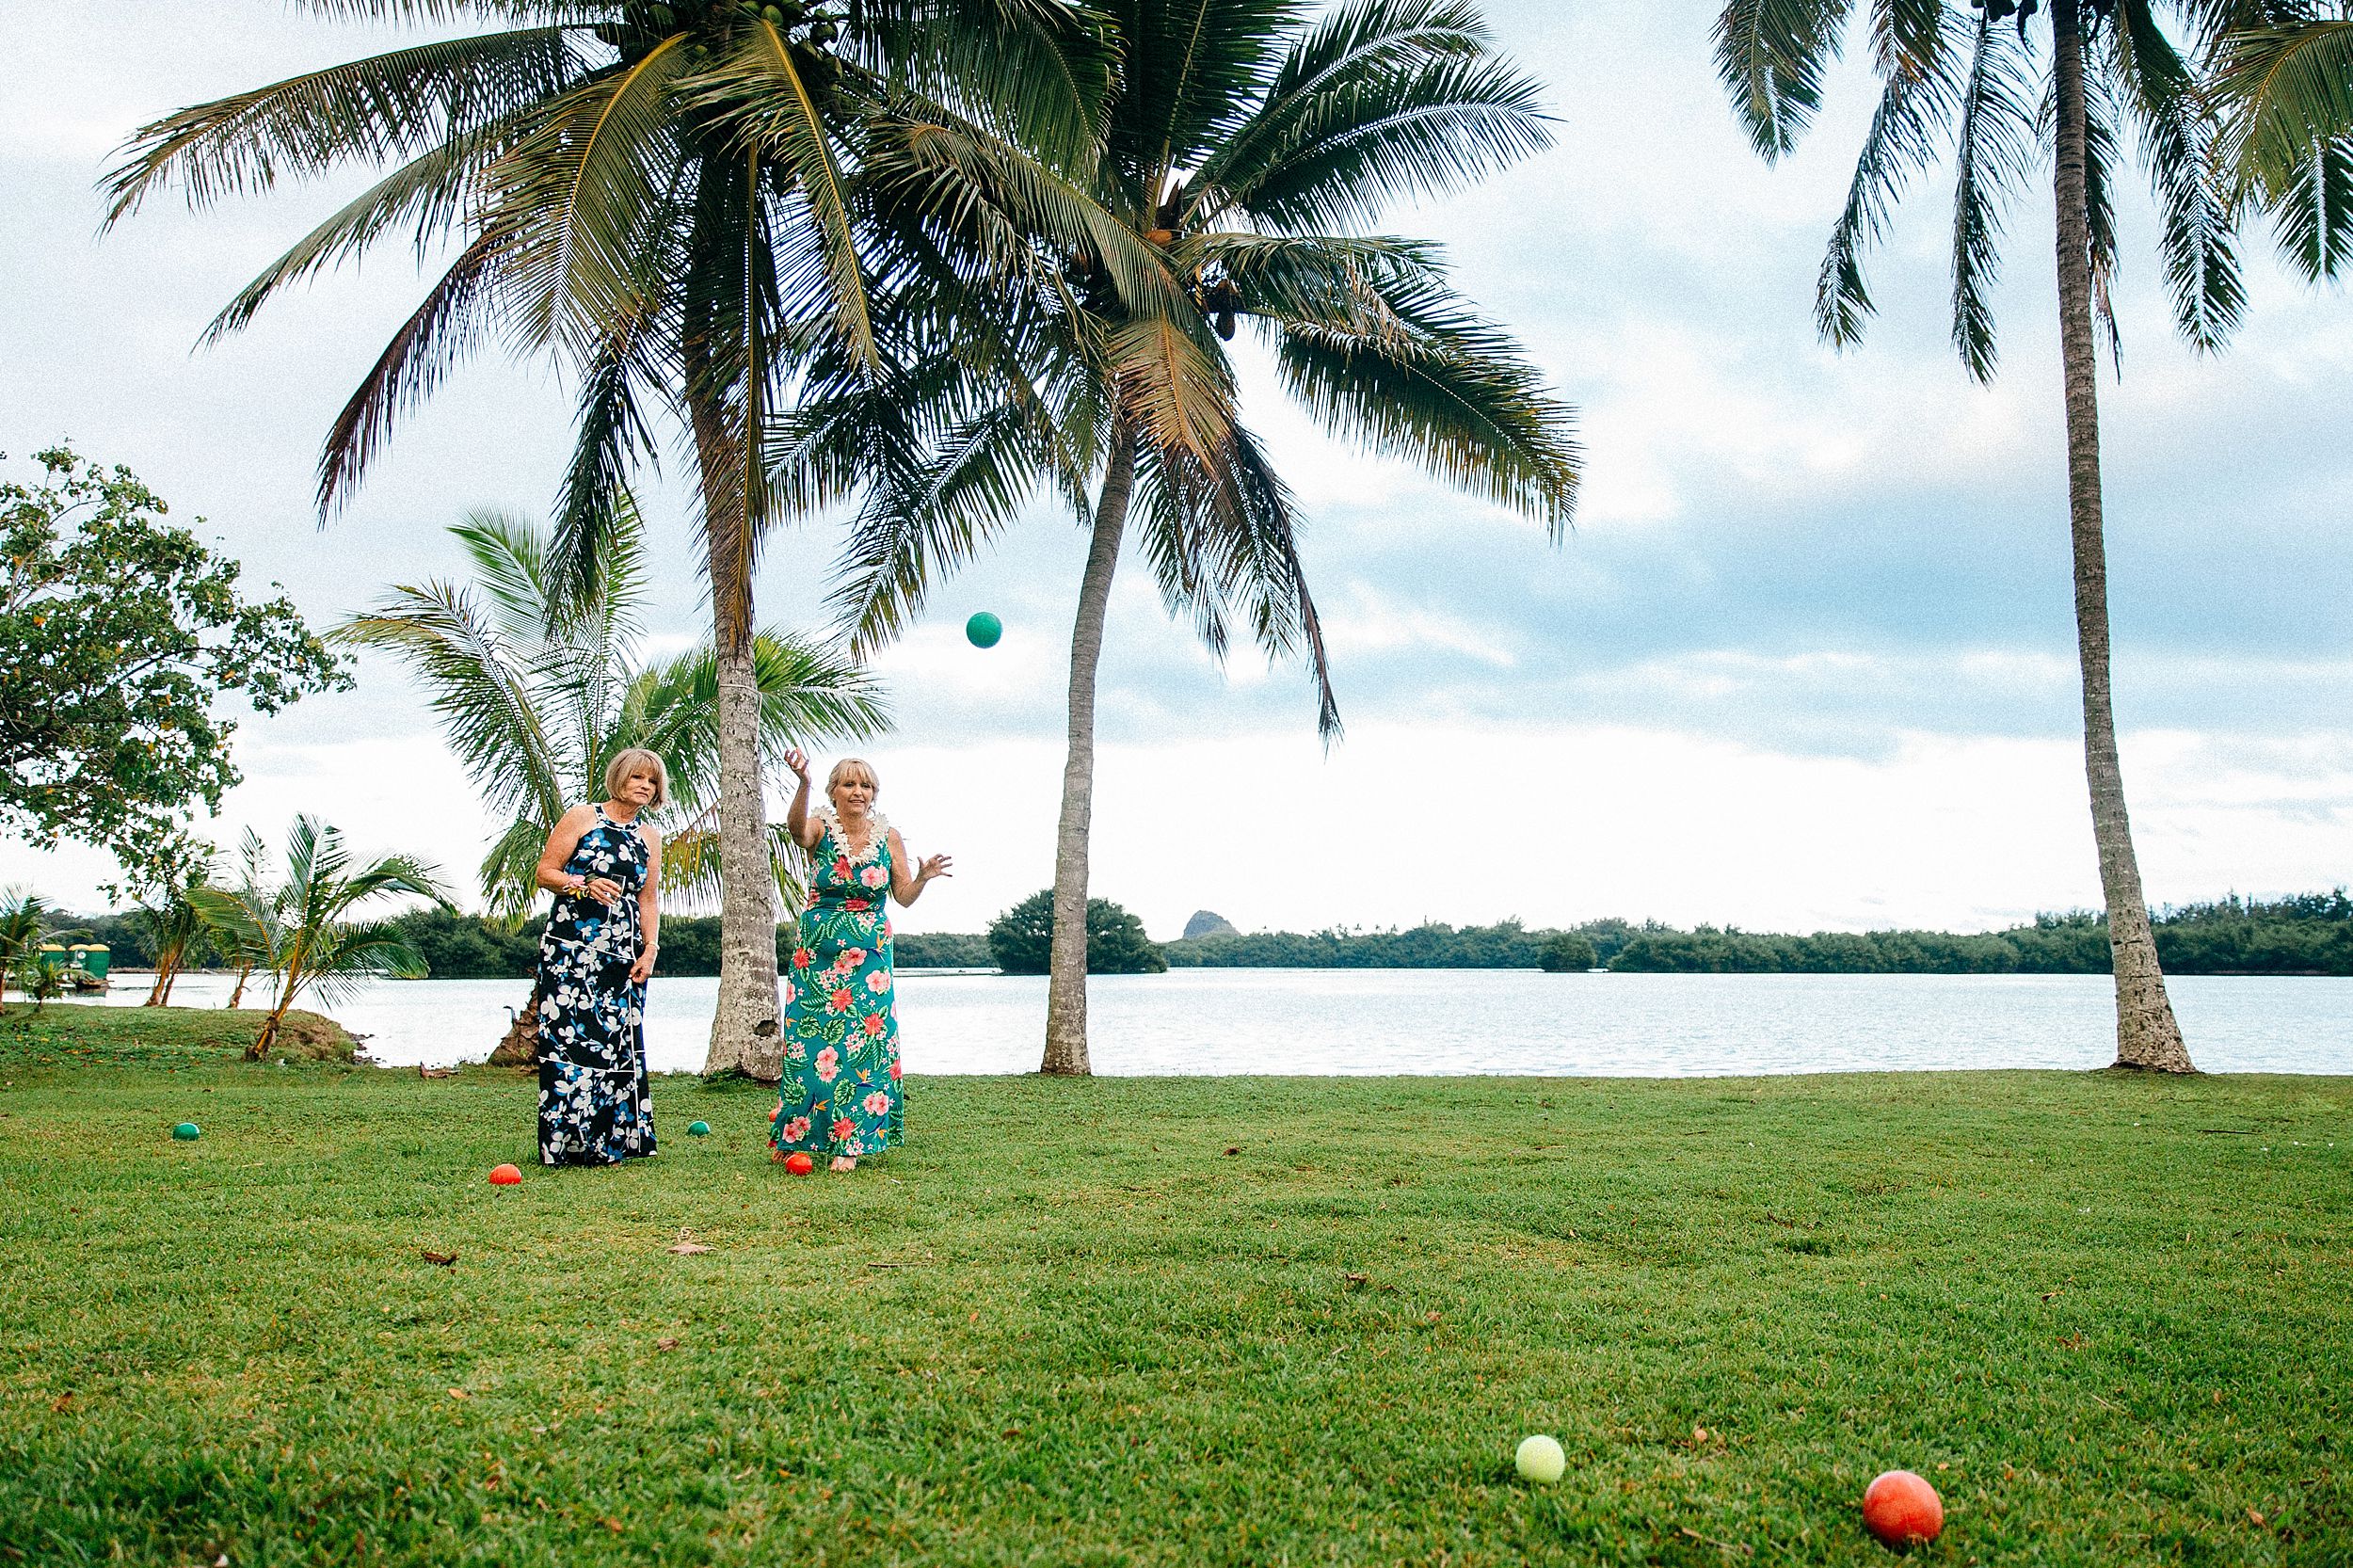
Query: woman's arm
xmin=535 ymin=806 xmax=610 ymax=901
xmin=888 ymin=828 xmax=952 ymax=906
xmin=630 ymin=826 xmax=664 ymax=983
xmin=781 ymin=748 xmax=821 ymax=850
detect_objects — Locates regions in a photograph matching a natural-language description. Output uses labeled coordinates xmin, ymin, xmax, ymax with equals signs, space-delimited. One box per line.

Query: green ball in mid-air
xmin=965 ymin=611 xmax=1002 ymax=648
xmin=171 ymin=1122 xmax=200 ymax=1142
xmin=688 ymin=1121 xmax=712 ymax=1137
xmin=1514 ymin=1433 xmax=1565 ymax=1484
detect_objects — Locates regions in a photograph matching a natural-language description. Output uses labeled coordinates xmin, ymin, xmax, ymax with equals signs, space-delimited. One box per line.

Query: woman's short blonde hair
xmin=826 ymin=757 xmax=879 ymax=797
xmin=603 ymin=747 xmax=671 ymax=808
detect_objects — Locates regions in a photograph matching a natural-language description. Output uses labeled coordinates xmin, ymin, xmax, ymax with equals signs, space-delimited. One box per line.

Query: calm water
xmin=81 ymin=968 xmax=2353 ymax=1077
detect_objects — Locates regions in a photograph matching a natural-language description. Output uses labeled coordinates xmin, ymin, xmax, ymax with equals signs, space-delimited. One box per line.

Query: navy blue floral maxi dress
xmin=536 ymin=805 xmax=656 ymax=1166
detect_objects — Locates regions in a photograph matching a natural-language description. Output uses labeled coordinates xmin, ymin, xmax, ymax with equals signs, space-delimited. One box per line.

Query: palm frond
xmin=477 ymin=816 xmax=553 ymax=924
xmin=2213 ymin=16 xmax=2353 ymax=280
xmin=200 ymin=105 xmax=540 ymax=346
xmin=1107 ymin=0 xmax=1305 ymax=179
xmin=1221 ymin=49 xmax=1553 ymax=232
xmin=1193 ymin=0 xmax=1495 ymax=203
xmin=1948 ymin=13 xmax=2041 ymax=383
xmin=1714 ymin=0 xmax=1858 ymax=161
xmin=333 ymin=578 xmax=569 ymax=824
xmin=1817 ymin=9 xmax=1966 ymax=346
xmin=316 ymin=229 xmax=504 ymax=515
xmin=1268 ymin=269 xmax=1578 ymax=533
xmin=101 ymin=27 xmax=581 ymax=223
xmin=484 ymin=40 xmax=691 ymax=357
xmin=2112 ymin=0 xmax=2245 ymax=350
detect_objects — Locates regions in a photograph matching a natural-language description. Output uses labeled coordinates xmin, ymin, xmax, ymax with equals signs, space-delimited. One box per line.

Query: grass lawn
xmin=1 ymin=1005 xmax=2346 ymax=1566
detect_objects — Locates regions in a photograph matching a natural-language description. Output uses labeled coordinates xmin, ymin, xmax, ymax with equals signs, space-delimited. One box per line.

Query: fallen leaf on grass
xmin=447 ymin=1388 xmax=472 ymax=1400
xmin=50 ymin=1393 xmax=72 ymax=1413
xmin=602 ymin=1517 xmax=624 ymax=1534
xmin=1343 ymin=1272 xmax=1369 ymax=1288
xmin=654 ymin=1337 xmax=680 ymax=1352
xmin=420 ymin=1249 xmax=456 ymax=1267
xmin=667 ymin=1240 xmax=711 ymax=1256
xmin=417 ymin=1065 xmax=456 ymax=1080
xmin=1223 ymin=1146 xmax=1240 ymax=1156
xmin=1677 ymin=1525 xmax=1751 ymax=1557
xmin=2249 ymin=1509 xmax=2266 ymax=1526
xmin=2041 ymin=1289 xmax=2063 ymax=1302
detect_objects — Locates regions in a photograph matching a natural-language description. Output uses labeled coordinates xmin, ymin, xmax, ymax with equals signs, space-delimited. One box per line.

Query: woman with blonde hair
xmin=531 ymin=748 xmax=667 ymax=1165
xmin=772 ymin=750 xmax=951 ymax=1171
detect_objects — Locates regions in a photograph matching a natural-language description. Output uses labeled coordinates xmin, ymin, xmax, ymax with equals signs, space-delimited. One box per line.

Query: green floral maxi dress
xmin=773 ymin=809 xmax=904 ymax=1161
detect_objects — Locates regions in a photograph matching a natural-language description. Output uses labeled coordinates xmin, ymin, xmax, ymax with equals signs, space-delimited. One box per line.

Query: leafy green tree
xmin=1712 ymin=0 xmax=2245 ymax=1071
xmin=190 ymin=817 xmax=452 ymax=1059
xmin=0 ymin=447 xmax=346 ymax=884
xmin=809 ymin=0 xmax=1578 ymax=1074
xmin=988 ymin=888 xmax=1168 ymax=975
xmin=1538 ymin=931 xmax=1597 ymax=972
xmin=2212 ymin=4 xmax=2353 ymax=280
xmin=102 ymin=0 xmax=1104 ymax=1082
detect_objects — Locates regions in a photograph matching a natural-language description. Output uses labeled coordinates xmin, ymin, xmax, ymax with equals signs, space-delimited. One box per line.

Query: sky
xmin=3 ymin=0 xmax=2348 ymax=941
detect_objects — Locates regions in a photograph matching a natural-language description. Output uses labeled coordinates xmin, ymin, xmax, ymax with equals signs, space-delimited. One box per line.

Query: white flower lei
xmin=819 ymin=806 xmax=890 ymax=867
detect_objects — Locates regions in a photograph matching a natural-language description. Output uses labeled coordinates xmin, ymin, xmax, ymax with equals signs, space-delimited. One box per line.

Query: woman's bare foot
xmin=770 ymin=1148 xmax=792 ymax=1164
xmin=829 ymin=1155 xmax=857 ymax=1173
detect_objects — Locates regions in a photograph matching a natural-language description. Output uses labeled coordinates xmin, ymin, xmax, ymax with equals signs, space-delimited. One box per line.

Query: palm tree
xmin=794 ymin=0 xmax=1581 ymax=1074
xmin=101 ymin=0 xmax=1103 ymax=1081
xmin=126 ymin=845 xmax=216 ymax=1007
xmin=191 ymin=817 xmax=451 ymax=1060
xmin=2211 ymin=4 xmax=2353 ymax=280
xmin=1712 ymin=0 xmax=2249 ymax=1072
xmin=0 ymin=888 xmax=47 ymax=1016
xmin=335 ymin=499 xmax=888 ymax=1063
xmin=216 ymin=830 xmax=278 ymax=1009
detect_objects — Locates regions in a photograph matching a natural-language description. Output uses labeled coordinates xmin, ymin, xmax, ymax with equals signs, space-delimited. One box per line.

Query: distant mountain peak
xmin=1182 ymin=909 xmax=1239 ymax=939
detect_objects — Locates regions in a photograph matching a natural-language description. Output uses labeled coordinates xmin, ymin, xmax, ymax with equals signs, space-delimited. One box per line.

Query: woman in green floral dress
xmin=773 ymin=751 xmax=952 ymax=1171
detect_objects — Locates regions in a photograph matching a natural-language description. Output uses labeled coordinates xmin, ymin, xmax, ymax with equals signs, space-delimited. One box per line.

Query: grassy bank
xmin=1 ymin=1007 xmax=2346 ymax=1565
xmin=0 ymin=998 xmax=353 ymax=1066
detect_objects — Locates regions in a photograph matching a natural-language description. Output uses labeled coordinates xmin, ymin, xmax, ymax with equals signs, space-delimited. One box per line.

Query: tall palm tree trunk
xmin=688 ymin=390 xmax=787 ymax=1081
xmin=2051 ymin=0 xmax=2194 ymax=1073
xmin=1042 ymin=421 xmax=1139 ymax=1076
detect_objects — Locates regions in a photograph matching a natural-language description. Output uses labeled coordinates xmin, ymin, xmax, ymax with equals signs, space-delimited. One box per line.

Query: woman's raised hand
xmin=782 ymin=747 xmax=811 ymax=785
xmin=918 ymin=854 xmax=953 ymax=884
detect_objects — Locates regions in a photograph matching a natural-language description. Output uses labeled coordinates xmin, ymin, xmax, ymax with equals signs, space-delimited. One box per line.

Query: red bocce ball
xmin=784 ymin=1151 xmax=815 ymax=1176
xmin=488 ymin=1162 xmax=523 ymax=1186
xmin=1862 ymin=1469 xmax=1944 ymax=1549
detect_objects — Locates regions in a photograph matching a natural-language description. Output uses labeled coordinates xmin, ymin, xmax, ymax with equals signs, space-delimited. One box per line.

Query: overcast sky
xmin=4 ymin=0 xmax=2347 ymax=940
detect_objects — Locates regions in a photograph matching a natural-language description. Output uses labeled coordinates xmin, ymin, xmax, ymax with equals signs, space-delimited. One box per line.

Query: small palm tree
xmin=1713 ymin=0 xmax=2249 ymax=1072
xmin=123 ymin=843 xmax=216 ymax=1007
xmin=191 ymin=817 xmax=450 ymax=1059
xmin=799 ymin=0 xmax=1580 ymax=1074
xmin=211 ymin=829 xmax=279 ymax=1009
xmin=335 ymin=498 xmax=888 ymax=1064
xmin=103 ymin=0 xmax=1105 ymax=1083
xmin=0 ymin=888 xmax=48 ymax=1016
xmin=2212 ymin=4 xmax=2353 ymax=280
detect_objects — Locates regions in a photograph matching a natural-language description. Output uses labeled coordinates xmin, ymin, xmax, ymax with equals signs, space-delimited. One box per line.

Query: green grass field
xmin=2 ymin=1004 xmax=2346 ymax=1565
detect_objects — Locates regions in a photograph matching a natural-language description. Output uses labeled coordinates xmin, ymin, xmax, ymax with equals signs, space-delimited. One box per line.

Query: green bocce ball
xmin=172 ymin=1122 xmax=200 ymax=1142
xmin=965 ymin=611 xmax=1003 ymax=648
xmin=688 ymin=1121 xmax=712 ymax=1137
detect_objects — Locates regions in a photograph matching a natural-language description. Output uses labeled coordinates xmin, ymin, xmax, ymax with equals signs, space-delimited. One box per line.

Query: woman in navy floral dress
xmin=532 ymin=749 xmax=666 ymax=1166
xmin=772 ymin=752 xmax=952 ymax=1171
